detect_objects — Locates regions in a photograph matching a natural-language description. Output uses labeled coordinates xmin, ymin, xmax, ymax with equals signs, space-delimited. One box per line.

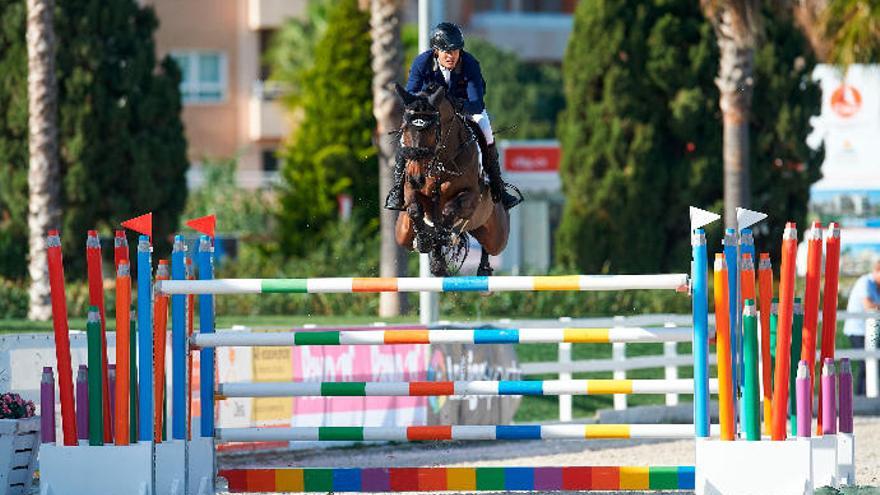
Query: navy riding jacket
xmin=405 ymin=50 xmax=486 ymax=115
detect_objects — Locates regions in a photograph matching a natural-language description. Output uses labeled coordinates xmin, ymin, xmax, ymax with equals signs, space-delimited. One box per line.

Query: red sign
xmin=831 ymin=84 xmax=862 ymax=118
xmin=503 ymin=146 xmax=560 ymax=173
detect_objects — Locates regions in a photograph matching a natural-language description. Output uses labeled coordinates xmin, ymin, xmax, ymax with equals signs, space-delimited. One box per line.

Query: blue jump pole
xmin=171 ymin=235 xmax=186 ymax=440
xmin=197 ymin=236 xmax=215 ymax=438
xmin=692 ymin=228 xmax=710 ymax=437
xmin=136 ymin=235 xmax=153 ymax=442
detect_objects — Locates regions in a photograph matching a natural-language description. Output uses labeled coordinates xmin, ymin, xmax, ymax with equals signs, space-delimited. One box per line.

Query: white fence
xmin=516 ymin=312 xmax=880 ymax=422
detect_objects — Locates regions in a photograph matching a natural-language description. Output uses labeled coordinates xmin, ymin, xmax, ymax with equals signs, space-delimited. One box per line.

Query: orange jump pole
xmin=817 ymin=223 xmax=841 ymax=434
xmin=114 ymin=261 xmax=131 ymax=445
xmin=772 ymin=223 xmax=798 ymax=440
xmin=153 ymin=260 xmax=170 ymax=442
xmin=47 ymin=231 xmax=78 ymax=445
xmin=801 ymin=222 xmax=823 ymax=419
xmin=714 ymin=254 xmax=734 ymax=440
xmin=86 ymin=231 xmax=112 ymax=442
xmin=757 ymin=253 xmax=774 ymax=436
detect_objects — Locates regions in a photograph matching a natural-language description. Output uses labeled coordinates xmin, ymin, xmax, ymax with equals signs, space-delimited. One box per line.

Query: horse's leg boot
xmin=384 ymin=154 xmax=407 ymax=211
xmin=485 ymin=143 xmax=522 ymax=210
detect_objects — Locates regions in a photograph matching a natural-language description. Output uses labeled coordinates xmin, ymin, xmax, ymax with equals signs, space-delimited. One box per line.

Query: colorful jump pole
xmin=839 ymin=359 xmax=853 ymax=434
xmin=789 ymin=299 xmax=804 ymax=436
xmin=86 ymin=307 xmax=104 ymax=446
xmin=723 ymin=229 xmax=740 ymax=414
xmin=796 ymin=361 xmax=811 ymax=439
xmin=76 ymin=365 xmax=88 ymax=441
xmin=714 ymin=254 xmax=734 ymax=440
xmin=693 ymin=228 xmax=711 ymax=437
xmin=757 ymin=253 xmax=774 ymax=436
xmin=153 ymin=261 xmax=170 ymax=442
xmin=821 ymin=359 xmax=837 ymax=435
xmin=818 ymin=223 xmax=841 ymax=434
xmin=108 ymin=364 xmax=116 ymax=434
xmin=114 ymin=230 xmax=129 ymax=268
xmin=197 ymin=236 xmax=215 ymax=437
xmin=41 ymin=367 xmax=55 ymax=443
xmin=137 ymin=235 xmax=153 ymax=442
xmin=186 ymin=256 xmax=195 ymax=439
xmin=47 ymin=230 xmax=77 ymax=445
xmin=129 ymin=308 xmax=138 ymax=443
xmin=739 ymin=229 xmax=755 ymax=385
xmin=772 ymin=222 xmax=798 ymax=441
xmin=171 ymin=236 xmax=186 ymax=440
xmin=115 ymin=261 xmax=131 ymax=446
xmin=86 ymin=230 xmax=111 ymax=442
xmin=801 ymin=222 xmax=823 ymax=411
xmin=742 ymin=299 xmax=760 ymax=440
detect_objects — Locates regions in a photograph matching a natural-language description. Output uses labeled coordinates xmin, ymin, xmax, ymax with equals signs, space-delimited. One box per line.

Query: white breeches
xmin=470 ymin=110 xmax=494 ymax=145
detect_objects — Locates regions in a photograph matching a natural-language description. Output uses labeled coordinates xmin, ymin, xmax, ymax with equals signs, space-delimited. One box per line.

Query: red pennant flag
xmin=185 ymin=214 xmax=216 ymax=238
xmin=121 ymin=212 xmax=152 ymax=238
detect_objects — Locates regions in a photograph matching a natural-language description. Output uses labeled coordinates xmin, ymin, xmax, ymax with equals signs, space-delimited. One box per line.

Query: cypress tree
xmin=556 ymin=1 xmax=820 ymax=273
xmin=276 ymin=0 xmax=376 ymax=257
xmin=0 ymin=0 xmax=188 ymax=277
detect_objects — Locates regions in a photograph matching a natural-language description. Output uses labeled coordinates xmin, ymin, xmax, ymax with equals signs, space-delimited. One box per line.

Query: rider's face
xmin=437 ymin=49 xmax=460 ymax=69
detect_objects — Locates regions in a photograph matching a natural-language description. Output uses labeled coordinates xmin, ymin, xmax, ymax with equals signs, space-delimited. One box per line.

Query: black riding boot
xmin=486 ymin=143 xmax=522 ymax=210
xmin=384 ymin=154 xmax=407 ymax=211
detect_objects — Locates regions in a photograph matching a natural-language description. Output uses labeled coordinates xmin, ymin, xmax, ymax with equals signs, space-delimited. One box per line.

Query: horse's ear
xmin=428 ymin=85 xmax=447 ymax=109
xmin=395 ymin=82 xmax=416 ymax=106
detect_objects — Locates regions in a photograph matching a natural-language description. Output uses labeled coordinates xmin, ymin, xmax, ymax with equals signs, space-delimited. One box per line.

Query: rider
xmin=384 ymin=22 xmax=522 ymax=211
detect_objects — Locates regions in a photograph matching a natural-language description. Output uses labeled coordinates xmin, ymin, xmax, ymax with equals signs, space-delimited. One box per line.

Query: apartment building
xmin=145 ymin=0 xmax=575 ymax=190
xmin=143 ymin=0 xmax=306 ymax=188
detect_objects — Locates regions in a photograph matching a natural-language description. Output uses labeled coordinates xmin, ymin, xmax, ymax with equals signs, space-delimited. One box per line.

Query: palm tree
xmin=822 ymin=0 xmax=880 ymax=67
xmin=701 ymin=0 xmax=762 ymax=228
xmin=370 ymin=0 xmax=407 ymax=317
xmin=26 ymin=0 xmax=61 ymax=321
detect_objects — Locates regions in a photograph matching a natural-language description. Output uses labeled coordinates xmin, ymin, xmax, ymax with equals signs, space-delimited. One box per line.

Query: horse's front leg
xmin=407 ymin=200 xmax=433 ymax=254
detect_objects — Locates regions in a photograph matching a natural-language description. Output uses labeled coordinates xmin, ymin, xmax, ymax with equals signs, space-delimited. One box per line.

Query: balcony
xmin=248 ymin=0 xmax=306 ymax=30
xmin=249 ymin=81 xmax=290 ymax=141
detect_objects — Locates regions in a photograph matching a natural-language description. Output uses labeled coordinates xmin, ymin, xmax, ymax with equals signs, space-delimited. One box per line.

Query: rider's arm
xmin=461 ymin=58 xmax=486 ymax=115
xmin=405 ymin=52 xmax=429 ymax=94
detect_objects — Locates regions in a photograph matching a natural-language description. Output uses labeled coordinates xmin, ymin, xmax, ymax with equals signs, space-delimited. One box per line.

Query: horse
xmin=393 ymin=83 xmax=509 ymax=277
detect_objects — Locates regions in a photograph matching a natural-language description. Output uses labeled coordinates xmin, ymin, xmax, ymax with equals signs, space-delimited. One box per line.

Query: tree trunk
xmin=26 ymin=0 xmax=61 ymax=321
xmin=371 ymin=0 xmax=408 ymax=317
xmin=715 ymin=25 xmax=755 ymax=229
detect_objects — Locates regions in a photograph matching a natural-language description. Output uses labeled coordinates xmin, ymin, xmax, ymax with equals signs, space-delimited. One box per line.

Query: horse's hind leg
xmin=477 ymin=248 xmax=493 ymax=277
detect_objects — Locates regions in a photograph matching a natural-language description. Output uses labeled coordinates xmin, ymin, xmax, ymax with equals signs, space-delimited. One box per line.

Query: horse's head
xmin=395 ymin=84 xmax=456 ymax=185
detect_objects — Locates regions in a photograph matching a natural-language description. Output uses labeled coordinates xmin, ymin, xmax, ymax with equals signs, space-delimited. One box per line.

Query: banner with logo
xmin=808 ymin=64 xmax=880 ymax=274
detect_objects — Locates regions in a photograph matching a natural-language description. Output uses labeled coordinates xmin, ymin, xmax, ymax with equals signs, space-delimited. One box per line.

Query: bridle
xmin=399 ymin=105 xmax=470 ymax=177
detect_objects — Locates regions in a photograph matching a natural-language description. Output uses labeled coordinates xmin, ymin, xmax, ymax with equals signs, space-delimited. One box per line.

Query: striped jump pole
xmin=216 ymin=424 xmax=715 ymax=443
xmin=218 ymin=466 xmax=696 ymax=493
xmin=192 ymin=326 xmax=697 ymax=348
xmin=216 ymin=379 xmax=719 ymax=398
xmin=158 ymin=274 xmax=689 ymax=295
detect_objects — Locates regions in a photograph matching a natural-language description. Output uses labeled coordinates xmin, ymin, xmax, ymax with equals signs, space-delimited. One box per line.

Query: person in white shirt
xmin=843 ymin=257 xmax=880 ymax=394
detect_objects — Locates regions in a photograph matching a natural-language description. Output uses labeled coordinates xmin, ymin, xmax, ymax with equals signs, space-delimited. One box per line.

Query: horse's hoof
xmin=477 ymin=266 xmax=493 ymax=277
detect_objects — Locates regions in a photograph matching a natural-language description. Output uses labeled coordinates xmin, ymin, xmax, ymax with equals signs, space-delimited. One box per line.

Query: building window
xmin=170 ymin=51 xmax=227 ymax=104
xmin=261 ymin=148 xmax=279 ymax=172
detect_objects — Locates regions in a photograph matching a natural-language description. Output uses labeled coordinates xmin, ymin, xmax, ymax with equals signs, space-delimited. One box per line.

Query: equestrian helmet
xmin=430 ymin=22 xmax=464 ymax=51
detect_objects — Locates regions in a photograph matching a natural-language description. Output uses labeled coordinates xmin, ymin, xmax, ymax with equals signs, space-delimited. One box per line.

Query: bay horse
xmin=393 ymin=83 xmax=509 ymax=276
